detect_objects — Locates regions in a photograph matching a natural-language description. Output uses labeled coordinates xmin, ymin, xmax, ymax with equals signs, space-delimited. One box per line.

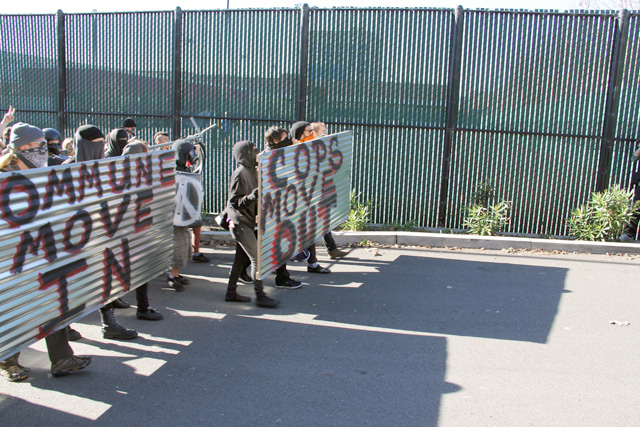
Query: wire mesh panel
xmin=181 ymin=9 xmax=299 ymax=122
xmin=181 ymin=9 xmax=301 ymax=214
xmin=64 ymin=11 xmax=174 ymax=142
xmin=457 ymin=10 xmax=616 ymax=135
xmin=610 ymin=12 xmax=640 ymax=191
xmin=446 ymin=10 xmax=619 ymax=235
xmin=307 ymin=8 xmax=452 ymax=128
xmin=0 ymin=14 xmax=58 ymax=128
xmin=448 ymin=131 xmax=602 ymax=235
xmin=346 ymin=124 xmax=443 ymax=228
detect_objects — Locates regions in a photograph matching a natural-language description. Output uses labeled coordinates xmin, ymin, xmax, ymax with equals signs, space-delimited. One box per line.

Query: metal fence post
xmin=56 ymin=10 xmax=66 ymax=135
xmin=172 ymin=7 xmax=184 ymax=140
xmin=296 ymin=3 xmax=311 ymax=121
xmin=437 ymin=6 xmax=465 ymax=228
xmin=595 ymin=9 xmax=630 ymax=192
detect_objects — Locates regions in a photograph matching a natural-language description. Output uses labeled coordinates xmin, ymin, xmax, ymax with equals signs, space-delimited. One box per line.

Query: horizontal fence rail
xmin=1 ymin=7 xmax=639 ymax=236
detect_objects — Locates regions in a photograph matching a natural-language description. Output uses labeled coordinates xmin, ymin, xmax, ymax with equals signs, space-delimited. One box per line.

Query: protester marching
xmin=0 ymin=106 xmax=352 ymax=382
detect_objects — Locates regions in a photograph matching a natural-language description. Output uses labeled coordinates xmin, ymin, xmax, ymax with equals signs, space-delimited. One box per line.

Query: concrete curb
xmin=200 ymin=230 xmax=640 ymax=254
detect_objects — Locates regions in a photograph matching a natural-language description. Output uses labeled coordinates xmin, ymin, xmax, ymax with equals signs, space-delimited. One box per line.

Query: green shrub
xmin=463 ymin=200 xmax=511 ymax=236
xmin=567 ymin=185 xmax=638 ymax=241
xmin=340 ymin=192 xmax=372 ymax=231
xmin=463 ymin=182 xmax=511 ymax=236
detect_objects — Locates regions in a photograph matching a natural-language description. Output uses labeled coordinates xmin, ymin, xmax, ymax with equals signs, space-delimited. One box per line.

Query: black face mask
xmin=277 ymin=137 xmax=292 ymax=148
xmin=48 ymin=143 xmax=62 ymax=156
xmin=187 ymin=147 xmax=199 ymax=167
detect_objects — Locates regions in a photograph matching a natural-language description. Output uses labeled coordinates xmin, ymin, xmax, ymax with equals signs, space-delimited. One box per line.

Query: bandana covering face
xmin=16 ymin=146 xmax=48 ymax=168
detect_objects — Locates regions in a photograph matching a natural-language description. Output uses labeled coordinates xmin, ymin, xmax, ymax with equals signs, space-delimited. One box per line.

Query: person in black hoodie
xmin=168 ymin=139 xmax=196 ymax=291
xmin=104 ymin=128 xmax=130 ymax=158
xmin=224 ymin=140 xmax=280 ymax=308
xmin=74 ymin=125 xmax=139 ymax=340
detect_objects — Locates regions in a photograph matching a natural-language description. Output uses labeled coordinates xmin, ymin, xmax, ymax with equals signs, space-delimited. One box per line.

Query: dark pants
xmin=136 ymin=283 xmax=149 ymax=312
xmin=228 ymin=224 xmax=265 ymax=295
xmin=1 ymin=328 xmax=73 ymax=367
xmin=323 ymin=231 xmax=337 ymax=251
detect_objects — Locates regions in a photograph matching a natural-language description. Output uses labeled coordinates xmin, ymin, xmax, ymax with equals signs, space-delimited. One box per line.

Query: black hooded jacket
xmin=76 ymin=126 xmax=105 ymax=162
xmin=226 ymin=140 xmax=259 ymax=227
xmin=105 ymin=128 xmax=130 ymax=157
xmin=173 ymin=139 xmax=195 ymax=172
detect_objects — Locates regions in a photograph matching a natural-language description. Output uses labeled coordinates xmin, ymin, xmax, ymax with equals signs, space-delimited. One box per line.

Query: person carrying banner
xmin=74 ymin=124 xmax=139 ymax=339
xmin=223 ymin=140 xmax=281 ymax=307
xmin=0 ymin=123 xmax=92 ymax=381
xmin=310 ymin=122 xmax=348 ymax=260
xmin=287 ymin=123 xmax=331 ymax=274
xmin=169 ymin=139 xmax=197 ymax=292
xmin=261 ymin=127 xmax=306 ymax=289
xmin=107 ymin=141 xmax=163 ymax=321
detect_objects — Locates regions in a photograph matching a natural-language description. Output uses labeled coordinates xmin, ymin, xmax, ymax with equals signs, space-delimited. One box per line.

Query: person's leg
xmin=136 ymin=283 xmax=163 ymax=320
xmin=323 ymin=231 xmax=337 ymax=251
xmin=44 ymin=328 xmax=73 ymax=362
xmin=324 ymin=231 xmax=347 ymax=258
xmin=169 ymin=226 xmax=191 ymax=291
xmin=135 ymin=283 xmax=149 ymax=312
xmin=307 ymin=244 xmax=330 ymax=274
xmin=225 ymin=240 xmax=251 ymax=302
xmin=233 ymin=224 xmax=279 ymax=307
xmin=46 ymin=328 xmax=92 ymax=376
xmin=0 ymin=352 xmax=28 ymax=382
xmin=192 ymin=226 xmax=210 ymax=262
xmin=101 ymin=303 xmax=138 ymax=340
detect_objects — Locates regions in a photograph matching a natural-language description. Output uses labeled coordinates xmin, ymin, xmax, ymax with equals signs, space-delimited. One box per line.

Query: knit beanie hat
xmin=123 ymin=117 xmax=137 ymax=128
xmin=9 ymin=122 xmax=45 ymax=149
xmin=78 ymin=125 xmax=104 ymax=141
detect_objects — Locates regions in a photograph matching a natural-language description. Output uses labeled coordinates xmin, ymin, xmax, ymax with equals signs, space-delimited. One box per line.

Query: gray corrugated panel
xmin=0 ymin=150 xmax=175 ymax=362
xmin=256 ymin=131 xmax=352 ymax=279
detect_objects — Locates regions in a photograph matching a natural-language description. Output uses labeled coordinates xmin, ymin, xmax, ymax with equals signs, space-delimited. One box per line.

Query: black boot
xmin=255 ymin=291 xmax=279 ymax=308
xmin=100 ymin=308 xmax=138 ymax=340
xmin=112 ymin=298 xmax=131 ymax=309
xmin=225 ymin=282 xmax=251 ymax=302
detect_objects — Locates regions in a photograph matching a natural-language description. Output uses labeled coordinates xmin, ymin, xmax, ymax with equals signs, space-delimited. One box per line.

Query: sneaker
xmin=307 ymin=265 xmax=331 ymax=274
xmin=292 ymin=250 xmax=310 ymax=262
xmin=67 ymin=326 xmax=82 ymax=341
xmin=168 ymin=275 xmax=185 ymax=292
xmin=112 ymin=298 xmax=131 ymax=309
xmin=137 ymin=308 xmax=163 ymax=321
xmin=328 ymin=248 xmax=348 ymax=259
xmin=51 ymin=355 xmax=92 ymax=377
xmin=176 ymin=275 xmax=191 ymax=286
xmin=275 ymin=278 xmax=303 ymax=289
xmin=192 ymin=253 xmax=210 ymax=263
xmin=238 ymin=271 xmax=253 ymax=284
xmin=256 ymin=294 xmax=280 ymax=308
xmin=0 ymin=365 xmax=28 ymax=382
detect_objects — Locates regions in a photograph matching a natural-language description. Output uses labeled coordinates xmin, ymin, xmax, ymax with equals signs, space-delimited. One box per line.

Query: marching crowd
xmin=0 ymin=107 xmax=347 ymax=383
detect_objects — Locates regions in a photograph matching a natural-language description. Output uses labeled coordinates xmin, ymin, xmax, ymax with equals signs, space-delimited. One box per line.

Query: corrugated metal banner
xmin=257 ymin=131 xmax=352 ymax=279
xmin=0 ymin=150 xmax=176 ymax=362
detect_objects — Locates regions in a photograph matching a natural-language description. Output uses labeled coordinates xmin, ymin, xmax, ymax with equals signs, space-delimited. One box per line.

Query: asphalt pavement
xmin=1 ymin=243 xmax=639 ymax=426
